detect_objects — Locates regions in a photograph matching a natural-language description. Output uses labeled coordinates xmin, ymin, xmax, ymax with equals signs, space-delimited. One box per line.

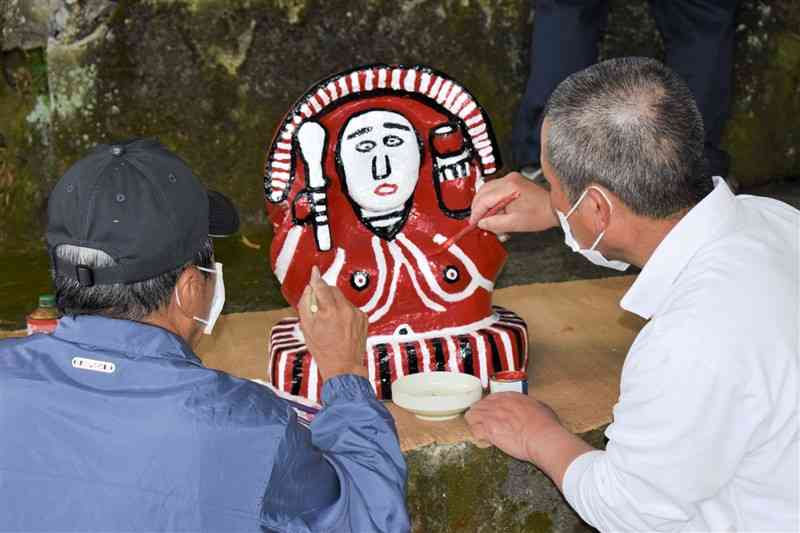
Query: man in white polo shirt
xmin=466 ymin=57 xmax=798 ymax=532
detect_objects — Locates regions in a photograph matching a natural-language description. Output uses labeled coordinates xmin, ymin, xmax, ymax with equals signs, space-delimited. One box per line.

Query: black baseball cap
xmin=47 ymin=138 xmax=240 ymax=286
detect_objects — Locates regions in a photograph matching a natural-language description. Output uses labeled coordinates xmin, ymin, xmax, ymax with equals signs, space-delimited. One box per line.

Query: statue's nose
xmin=372 ymin=154 xmax=392 ymax=180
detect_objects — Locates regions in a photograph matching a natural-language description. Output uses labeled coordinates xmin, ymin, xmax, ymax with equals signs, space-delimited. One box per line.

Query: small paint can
xmin=489 ymin=370 xmax=528 ymax=395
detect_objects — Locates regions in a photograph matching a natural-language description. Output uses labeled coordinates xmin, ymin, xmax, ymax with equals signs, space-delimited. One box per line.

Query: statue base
xmin=267 ymin=305 xmax=529 ymax=401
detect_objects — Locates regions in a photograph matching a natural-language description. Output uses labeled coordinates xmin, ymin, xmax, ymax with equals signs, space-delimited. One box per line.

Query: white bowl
xmin=391 ymin=372 xmax=483 ymax=421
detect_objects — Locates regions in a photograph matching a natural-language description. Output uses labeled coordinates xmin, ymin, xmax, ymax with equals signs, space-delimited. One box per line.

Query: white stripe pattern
xmin=266 ymin=66 xmax=500 ymax=203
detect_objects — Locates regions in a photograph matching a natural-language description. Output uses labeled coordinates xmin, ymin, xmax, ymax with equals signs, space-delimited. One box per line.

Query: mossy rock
xmin=13 ymin=0 xmax=797 ymax=246
xmin=43 ymin=0 xmax=529 ymax=232
xmin=0 ymin=47 xmax=50 ymax=245
xmin=1 ymin=0 xmax=800 ymax=325
xmin=406 ymin=429 xmax=606 ymax=533
xmin=722 ymin=1 xmax=800 ymax=186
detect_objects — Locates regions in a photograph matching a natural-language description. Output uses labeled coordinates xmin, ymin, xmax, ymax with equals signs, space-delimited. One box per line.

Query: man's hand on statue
xmin=298 ymin=266 xmax=368 ymax=381
xmin=470 ymin=172 xmax=557 ymax=234
xmin=465 ymin=392 xmax=594 ymax=491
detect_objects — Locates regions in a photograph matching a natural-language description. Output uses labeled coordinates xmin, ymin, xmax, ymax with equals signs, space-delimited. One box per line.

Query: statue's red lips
xmin=374 ymin=183 xmax=398 ymax=196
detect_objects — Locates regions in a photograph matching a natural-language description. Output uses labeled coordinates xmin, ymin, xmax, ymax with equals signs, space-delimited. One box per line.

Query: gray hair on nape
xmin=543 ymin=56 xmax=709 ymax=219
xmin=52 ymin=240 xmax=214 ymax=321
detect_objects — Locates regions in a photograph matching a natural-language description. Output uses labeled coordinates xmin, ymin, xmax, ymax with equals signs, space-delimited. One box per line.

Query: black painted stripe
xmin=377 ymin=344 xmax=393 ymax=400
xmin=498 ymin=310 xmax=523 ymax=317
xmin=497 ymin=314 xmax=524 ymax=324
xmin=290 ymin=349 xmax=307 ymax=396
xmin=496 ymin=324 xmax=525 ymax=368
xmin=458 ymin=335 xmax=474 ymax=375
xmin=481 ymin=329 xmax=503 ymax=372
xmin=273 ymin=343 xmax=303 ymax=386
xmin=405 ymin=343 xmax=419 ymax=374
xmin=432 ymin=338 xmax=446 ymax=371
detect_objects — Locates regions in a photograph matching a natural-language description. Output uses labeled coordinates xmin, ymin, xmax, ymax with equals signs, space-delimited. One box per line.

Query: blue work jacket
xmin=0 ymin=315 xmax=409 ymax=532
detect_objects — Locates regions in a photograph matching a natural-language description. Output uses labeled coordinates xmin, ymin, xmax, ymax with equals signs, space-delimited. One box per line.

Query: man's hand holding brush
xmin=470 ymin=171 xmax=557 ymax=234
xmin=298 ymin=266 xmax=369 ymax=382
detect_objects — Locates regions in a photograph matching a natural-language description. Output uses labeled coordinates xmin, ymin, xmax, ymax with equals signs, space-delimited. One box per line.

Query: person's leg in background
xmin=511 ymin=0 xmax=609 ymax=176
xmin=649 ymin=0 xmax=739 ymax=181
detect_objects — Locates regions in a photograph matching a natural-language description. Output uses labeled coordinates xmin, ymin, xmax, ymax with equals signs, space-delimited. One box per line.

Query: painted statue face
xmin=340 ymin=110 xmax=421 ymax=212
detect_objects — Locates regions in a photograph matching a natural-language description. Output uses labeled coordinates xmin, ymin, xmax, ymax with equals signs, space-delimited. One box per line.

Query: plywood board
xmin=197 ymin=276 xmax=646 ymax=452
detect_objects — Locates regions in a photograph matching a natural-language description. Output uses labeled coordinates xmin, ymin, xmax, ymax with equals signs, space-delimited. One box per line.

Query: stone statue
xmin=264 ymin=64 xmax=528 ymax=401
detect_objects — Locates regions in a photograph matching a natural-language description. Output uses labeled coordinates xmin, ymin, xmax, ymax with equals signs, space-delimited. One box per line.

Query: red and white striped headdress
xmin=263 ymin=64 xmax=502 ymax=204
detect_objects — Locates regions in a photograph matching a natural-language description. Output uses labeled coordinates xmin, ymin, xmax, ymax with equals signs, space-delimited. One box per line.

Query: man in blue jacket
xmin=0 ymin=138 xmax=410 ymax=532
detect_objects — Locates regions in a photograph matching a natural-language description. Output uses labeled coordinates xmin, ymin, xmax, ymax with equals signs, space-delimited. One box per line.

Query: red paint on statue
xmin=264 ymin=65 xmax=528 ymax=401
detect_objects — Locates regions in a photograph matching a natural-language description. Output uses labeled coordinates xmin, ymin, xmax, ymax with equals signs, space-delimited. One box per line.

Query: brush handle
xmin=432 ymin=192 xmax=520 ymax=255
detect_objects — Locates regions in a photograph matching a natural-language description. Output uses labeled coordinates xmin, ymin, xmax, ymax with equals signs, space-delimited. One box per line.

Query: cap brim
xmin=208 ymin=190 xmax=240 ymax=237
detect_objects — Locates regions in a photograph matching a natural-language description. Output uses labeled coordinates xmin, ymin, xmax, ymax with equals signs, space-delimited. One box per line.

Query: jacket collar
xmin=53 ymin=314 xmax=201 ymax=364
xmin=621 ymin=178 xmax=737 ymax=319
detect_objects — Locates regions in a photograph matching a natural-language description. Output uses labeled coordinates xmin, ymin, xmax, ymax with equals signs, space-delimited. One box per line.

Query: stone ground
xmin=1 ymin=177 xmax=798 ymax=331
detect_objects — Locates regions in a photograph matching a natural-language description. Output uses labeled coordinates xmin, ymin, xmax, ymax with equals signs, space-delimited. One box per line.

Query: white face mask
xmin=175 ymin=262 xmax=225 ymax=335
xmin=556 ymin=187 xmax=630 ymax=271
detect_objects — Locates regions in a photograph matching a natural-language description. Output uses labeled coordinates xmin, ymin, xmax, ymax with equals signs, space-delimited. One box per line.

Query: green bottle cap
xmin=39 ymin=294 xmax=56 ymax=308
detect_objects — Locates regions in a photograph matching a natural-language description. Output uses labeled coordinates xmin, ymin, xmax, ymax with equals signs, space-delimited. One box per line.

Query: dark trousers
xmin=511 ymin=0 xmax=738 ymax=177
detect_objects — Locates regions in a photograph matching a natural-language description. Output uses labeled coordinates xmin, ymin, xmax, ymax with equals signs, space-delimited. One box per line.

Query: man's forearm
xmin=527 ymin=425 xmax=595 ymax=491
xmin=311 ymin=375 xmax=410 ymax=532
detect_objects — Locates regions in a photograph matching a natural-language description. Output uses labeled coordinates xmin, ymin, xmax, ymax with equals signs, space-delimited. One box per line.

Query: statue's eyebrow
xmin=384 ymin=122 xmax=411 ymax=131
xmin=346 ymin=127 xmax=373 ymax=140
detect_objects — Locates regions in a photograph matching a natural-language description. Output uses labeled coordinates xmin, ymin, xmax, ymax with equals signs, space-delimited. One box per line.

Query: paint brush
xmin=309 ymin=288 xmax=319 ymax=314
xmin=309 ymin=266 xmax=320 ymax=314
xmin=430 ymin=191 xmax=520 ymax=256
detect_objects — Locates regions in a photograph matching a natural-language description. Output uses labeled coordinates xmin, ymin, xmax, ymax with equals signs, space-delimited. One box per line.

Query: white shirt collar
xmin=620 ymin=177 xmax=737 ymax=319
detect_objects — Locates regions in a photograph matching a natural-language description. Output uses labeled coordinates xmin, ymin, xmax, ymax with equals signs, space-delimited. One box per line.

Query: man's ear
xmin=174 ymin=267 xmax=204 ymax=319
xmin=585 ymin=186 xmax=613 ymax=233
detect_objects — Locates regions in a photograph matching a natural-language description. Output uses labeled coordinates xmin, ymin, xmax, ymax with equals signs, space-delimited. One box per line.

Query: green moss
xmin=405 ymin=430 xmax=607 ymax=532
xmin=521 ymin=511 xmax=553 ymax=533
xmin=142 ymin=0 xmax=306 ymax=23
xmin=406 ymin=443 xmax=554 ymax=532
xmin=0 ymin=48 xmax=51 ymax=245
xmin=723 ymin=31 xmax=800 ymax=185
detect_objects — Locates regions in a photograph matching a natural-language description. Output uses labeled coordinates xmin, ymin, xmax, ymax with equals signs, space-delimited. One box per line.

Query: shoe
xmin=520 ymin=166 xmax=544 ymax=182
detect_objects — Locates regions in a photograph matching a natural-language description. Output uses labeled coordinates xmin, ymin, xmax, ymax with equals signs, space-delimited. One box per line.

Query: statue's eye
xmin=356 ymin=140 xmax=376 ymax=153
xmin=443 ymin=266 xmax=460 ymax=283
xmin=350 ymin=271 xmax=370 ymax=291
xmin=383 ymin=135 xmax=403 ymax=147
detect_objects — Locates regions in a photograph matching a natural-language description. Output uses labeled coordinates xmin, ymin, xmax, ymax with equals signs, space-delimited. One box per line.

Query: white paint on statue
xmin=359 ymin=237 xmax=388 ymax=314
xmin=471 ymin=332 xmax=489 ymax=388
xmin=274 ymin=225 xmax=303 ymax=283
xmin=339 ymin=110 xmax=421 ymax=213
xmin=488 ymin=326 xmax=515 ymax=369
xmin=297 ymin=120 xmax=332 ymax=251
xmin=366 ymin=312 xmax=501 ymax=347
xmin=322 ymin=248 xmax=345 ymax=286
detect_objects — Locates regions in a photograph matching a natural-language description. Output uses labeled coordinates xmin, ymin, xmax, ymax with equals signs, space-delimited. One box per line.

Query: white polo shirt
xmin=563 ymin=179 xmax=799 ymax=532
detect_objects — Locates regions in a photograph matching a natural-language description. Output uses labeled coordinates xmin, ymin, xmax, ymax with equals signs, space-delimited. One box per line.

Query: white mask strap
xmin=173 ymin=265 xmax=219 ymax=326
xmin=565 ymin=188 xmax=590 ymax=219
xmin=590 ymin=230 xmax=606 ymax=251
xmin=566 ymin=186 xmax=614 ymax=219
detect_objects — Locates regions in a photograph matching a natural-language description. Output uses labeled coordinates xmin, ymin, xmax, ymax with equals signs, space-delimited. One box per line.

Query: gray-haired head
xmin=543 ymin=57 xmax=709 ymax=219
xmin=53 ymin=239 xmax=213 ymax=321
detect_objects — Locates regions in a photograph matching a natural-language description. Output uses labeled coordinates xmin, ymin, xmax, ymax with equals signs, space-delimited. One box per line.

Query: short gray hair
xmin=543 ymin=57 xmax=709 ymax=218
xmin=53 ymin=239 xmax=214 ymax=321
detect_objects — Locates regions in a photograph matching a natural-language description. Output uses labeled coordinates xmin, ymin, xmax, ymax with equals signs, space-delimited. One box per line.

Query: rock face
xmin=406 ymin=429 xmax=606 ymax=533
xmin=1 ymin=0 xmax=799 ymax=246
